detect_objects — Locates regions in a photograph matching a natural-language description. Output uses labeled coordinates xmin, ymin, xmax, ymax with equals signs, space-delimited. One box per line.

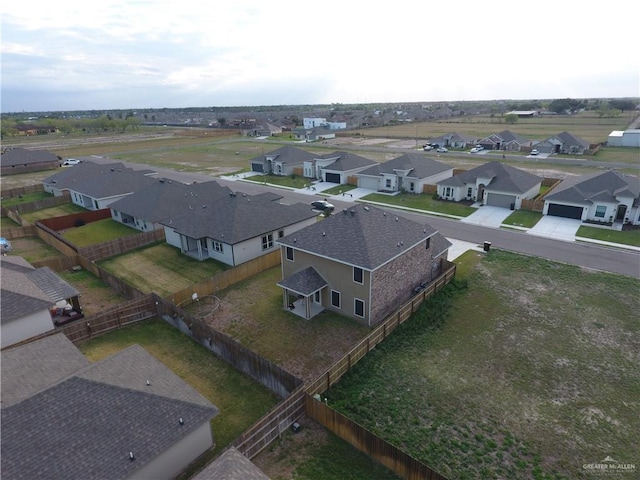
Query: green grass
xmin=21 ymin=203 xmax=86 ymax=223
xmin=78 ymin=318 xmax=281 ymax=478
xmin=325 ymin=250 xmax=640 ymax=480
xmin=0 ymin=191 xmax=51 ymax=207
xmin=577 ymin=225 xmax=640 ymax=246
xmin=321 ymin=184 xmax=357 ymax=195
xmin=61 ymin=218 xmax=141 ymax=246
xmin=0 ymin=217 xmax=21 ymax=229
xmin=361 ymin=193 xmax=476 ymax=217
xmin=503 ymin=210 xmax=543 ymax=228
xmin=242 ymin=173 xmax=308 ymax=188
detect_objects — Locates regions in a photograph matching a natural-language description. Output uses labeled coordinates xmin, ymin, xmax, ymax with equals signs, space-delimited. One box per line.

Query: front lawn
xmin=62 ymin=218 xmax=141 ymax=246
xmin=503 ymin=210 xmax=543 ymax=228
xmin=321 ymin=184 xmax=357 ymax=195
xmin=325 ymin=250 xmax=640 ymax=480
xmin=362 ymin=193 xmax=476 ymax=217
xmin=577 ymin=225 xmax=640 ymax=247
xmin=243 ymin=174 xmax=308 ymax=188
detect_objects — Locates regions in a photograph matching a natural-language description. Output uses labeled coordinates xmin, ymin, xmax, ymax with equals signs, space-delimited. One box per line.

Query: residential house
xmin=356 ymin=153 xmax=453 ymax=194
xmin=292 ymin=126 xmax=336 ymax=142
xmin=1 ymin=256 xmax=82 ymax=348
xmin=436 ymin=161 xmax=543 ymax=209
xmin=159 ymin=192 xmax=318 ymax=266
xmin=1 ymin=334 xmax=219 ymax=480
xmin=42 ymin=161 xmax=157 ymax=210
xmin=543 ymin=170 xmax=640 ymax=224
xmin=477 ymin=130 xmax=533 ymax=152
xmin=302 ymin=117 xmax=346 ymax=130
xmin=0 ymin=147 xmax=60 ymax=175
xmin=427 ymin=132 xmax=476 ymax=149
xmin=250 ymin=145 xmax=316 ymax=176
xmin=191 ymin=447 xmax=270 ymax=480
xmin=533 ymin=131 xmax=591 ymax=155
xmin=303 ymin=151 xmax=377 ymax=183
xmin=109 ymin=178 xmax=232 ymax=232
xmin=276 ymin=204 xmax=451 ymax=326
xmin=15 ymin=124 xmax=58 ymax=136
xmin=608 ymin=129 xmax=640 ymax=148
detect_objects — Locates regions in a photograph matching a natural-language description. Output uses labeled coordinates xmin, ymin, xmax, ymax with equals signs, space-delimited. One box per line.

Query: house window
xmin=278 ymin=230 xmax=284 ymax=238
xmin=314 ymin=291 xmax=320 ymax=303
xmin=353 ymin=267 xmax=363 ymax=284
xmin=285 ymin=247 xmax=294 ymax=261
xmin=354 ymin=298 xmax=365 ymax=318
xmin=409 ymin=182 xmax=415 ymax=192
xmin=444 ymin=187 xmax=452 ymax=198
xmin=595 ymin=205 xmax=606 ymax=218
xmin=213 ymin=241 xmax=223 ymax=253
xmin=331 ymin=290 xmax=341 ymax=309
xmin=262 ymin=233 xmax=274 ymax=250
xmin=385 ymin=179 xmax=392 ymax=189
xmin=425 ymin=237 xmax=431 ymax=249
xmin=467 ymin=187 xmax=473 ymax=198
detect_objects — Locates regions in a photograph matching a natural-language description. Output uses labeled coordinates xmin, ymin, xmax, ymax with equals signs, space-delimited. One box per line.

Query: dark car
xmin=311 ymin=200 xmax=335 ymax=212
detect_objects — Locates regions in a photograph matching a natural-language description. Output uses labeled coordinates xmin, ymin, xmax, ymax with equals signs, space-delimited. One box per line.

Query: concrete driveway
xmin=527 ymin=216 xmax=582 ymax=242
xmin=460 ymin=206 xmax=513 ymax=228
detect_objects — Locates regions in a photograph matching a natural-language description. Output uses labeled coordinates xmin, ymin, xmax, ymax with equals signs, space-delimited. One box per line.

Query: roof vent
xmin=129 ymin=452 xmax=135 ymax=461
xmin=146 ymin=380 xmax=151 ymax=386
xmin=364 ymin=206 xmax=369 ymax=211
xmin=350 ymin=210 xmax=355 ymax=216
xmin=383 ymin=212 xmax=387 ymax=216
xmin=395 ymin=217 xmax=399 ymax=221
xmin=293 ymin=238 xmax=297 ymax=243
xmin=202 ymin=205 xmax=207 ymax=209
xmin=343 ymin=209 xmax=347 ymax=214
xmin=179 ymin=418 xmax=184 ymax=426
xmin=322 ymin=232 xmax=325 ymax=236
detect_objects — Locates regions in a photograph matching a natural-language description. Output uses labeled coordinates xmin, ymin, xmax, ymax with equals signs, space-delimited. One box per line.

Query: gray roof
xmin=276 ymin=266 xmax=327 ymax=295
xmin=108 ymin=178 xmax=232 ymax=224
xmin=495 ymin=130 xmax=529 ymax=144
xmin=250 ymin=145 xmax=316 ymax=165
xmin=555 ymin=131 xmax=590 ymax=148
xmin=1 ymin=334 xmax=90 ymax=408
xmin=1 ymin=147 xmax=59 ymax=167
xmin=160 ymin=194 xmax=316 ymax=244
xmin=1 ymin=340 xmax=219 ymax=480
xmin=1 ymin=256 xmax=79 ymax=321
xmin=1 ymin=377 xmax=217 ymax=480
xmin=357 ymin=153 xmax=452 ymax=180
xmin=545 ymin=170 xmax=640 ymax=205
xmin=42 ymin=161 xmax=157 ymax=199
xmin=192 ymin=447 xmax=270 ymax=480
xmin=277 ymin=204 xmax=449 ymax=270
xmin=437 ymin=161 xmax=542 ymax=194
xmin=316 ymin=151 xmax=377 ymax=171
xmin=429 ymin=132 xmax=476 ymax=144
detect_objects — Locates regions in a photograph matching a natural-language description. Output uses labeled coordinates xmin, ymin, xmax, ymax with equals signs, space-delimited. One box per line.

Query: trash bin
xmin=291 ymin=422 xmax=301 ymax=433
xmin=483 ymin=241 xmax=492 ymax=252
xmin=510 ymin=203 xmax=515 ymax=210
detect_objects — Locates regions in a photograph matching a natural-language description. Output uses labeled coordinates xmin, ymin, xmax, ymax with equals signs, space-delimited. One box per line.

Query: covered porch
xmin=277 ymin=266 xmax=327 ymax=320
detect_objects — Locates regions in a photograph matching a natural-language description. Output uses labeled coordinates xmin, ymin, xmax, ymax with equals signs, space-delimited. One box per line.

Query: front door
xmin=616 ymin=205 xmax=627 ymax=221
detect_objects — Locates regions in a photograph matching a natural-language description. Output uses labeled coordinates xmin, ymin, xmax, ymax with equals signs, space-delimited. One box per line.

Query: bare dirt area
xmin=57 ymin=268 xmax=127 ymax=317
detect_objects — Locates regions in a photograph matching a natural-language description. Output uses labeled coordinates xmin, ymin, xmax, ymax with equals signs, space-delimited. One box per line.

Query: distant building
xmin=608 ymin=129 xmax=640 ymax=148
xmin=505 ymin=110 xmax=538 ymax=118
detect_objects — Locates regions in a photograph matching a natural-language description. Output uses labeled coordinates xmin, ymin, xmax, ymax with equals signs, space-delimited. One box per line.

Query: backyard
xmin=323 ymin=250 xmax=639 ymax=480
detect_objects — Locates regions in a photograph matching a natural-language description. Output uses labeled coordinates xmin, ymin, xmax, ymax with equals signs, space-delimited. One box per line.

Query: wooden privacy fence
xmin=0 ymin=192 xmax=71 ymax=217
xmin=77 ymin=229 xmax=165 ymax=262
xmin=1 ymin=184 xmax=45 ymax=196
xmin=38 ymin=208 xmax=111 ymax=231
xmin=0 ymin=225 xmax=37 ymax=239
xmin=305 ymin=395 xmax=447 ymax=480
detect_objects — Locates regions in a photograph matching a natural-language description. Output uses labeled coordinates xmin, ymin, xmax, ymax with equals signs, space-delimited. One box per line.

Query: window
xmin=353 ymin=267 xmax=363 ymax=284
xmin=385 ymin=179 xmax=392 ymax=188
xmin=425 ymin=237 xmax=431 ymax=249
xmin=595 ymin=205 xmax=606 ymax=218
xmin=285 ymin=247 xmax=294 ymax=261
xmin=354 ymin=299 xmax=365 ymax=318
xmin=444 ymin=187 xmax=453 ymax=198
xmin=314 ymin=291 xmax=320 ymax=303
xmin=331 ymin=290 xmax=341 ymax=308
xmin=262 ymin=233 xmax=273 ymax=250
xmin=278 ymin=230 xmax=284 ymax=238
xmin=467 ymin=187 xmax=473 ymax=198
xmin=409 ymin=182 xmax=415 ymax=192
xmin=213 ymin=241 xmax=223 ymax=253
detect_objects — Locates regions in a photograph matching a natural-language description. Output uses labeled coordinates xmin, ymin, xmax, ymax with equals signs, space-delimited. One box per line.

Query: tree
xmin=504 ymin=114 xmax=518 ymax=124
xmin=548 ymin=98 xmax=583 ymax=114
xmin=609 ymin=99 xmax=636 ymax=112
xmin=217 ymin=117 xmax=226 ymax=127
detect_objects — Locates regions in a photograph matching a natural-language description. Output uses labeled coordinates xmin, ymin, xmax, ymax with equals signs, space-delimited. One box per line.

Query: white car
xmin=470 ymin=147 xmax=483 ymax=153
xmin=423 ymin=145 xmax=434 ymax=151
xmin=436 ymin=147 xmax=448 ymax=153
xmin=530 ymin=149 xmax=539 ymax=156
xmin=62 ymin=159 xmax=81 ymax=166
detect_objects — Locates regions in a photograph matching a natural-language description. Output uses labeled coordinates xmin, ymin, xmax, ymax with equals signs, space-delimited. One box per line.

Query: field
xmin=324 ymin=250 xmax=640 ymax=479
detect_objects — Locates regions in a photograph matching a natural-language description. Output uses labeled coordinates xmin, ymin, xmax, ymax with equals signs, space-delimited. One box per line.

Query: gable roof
xmin=42 ymin=161 xmax=157 ymax=199
xmin=545 ymin=170 xmax=640 ymax=205
xmin=428 ymin=132 xmax=476 ymax=144
xmin=316 ymin=151 xmax=377 ymax=171
xmin=1 ymin=147 xmax=59 ymax=166
xmin=250 ymin=145 xmax=315 ymax=165
xmin=494 ymin=130 xmax=529 ymax=144
xmin=437 ymin=161 xmax=542 ymax=194
xmin=192 ymin=447 xmax=270 ymax=480
xmin=276 ymin=266 xmax=327 ymax=296
xmin=553 ymin=131 xmax=590 ymax=148
xmin=108 ymin=178 xmax=232 ymax=223
xmin=357 ymin=153 xmax=452 ymax=179
xmin=277 ymin=204 xmax=450 ymax=270
xmin=160 ymin=194 xmax=316 ymax=244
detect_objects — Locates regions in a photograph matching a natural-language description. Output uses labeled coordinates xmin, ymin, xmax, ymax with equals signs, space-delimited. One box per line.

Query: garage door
xmin=486 ymin=193 xmax=516 ymax=208
xmin=251 ymin=163 xmax=263 ymax=172
xmin=325 ymin=172 xmax=341 ymax=183
xmin=547 ymin=203 xmax=583 ymax=219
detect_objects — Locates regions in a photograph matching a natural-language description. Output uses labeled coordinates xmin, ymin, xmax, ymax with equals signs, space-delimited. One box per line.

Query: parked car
xmin=436 ymin=147 xmax=448 ymax=153
xmin=311 ymin=200 xmax=335 ymax=212
xmin=62 ymin=159 xmax=81 ymax=166
xmin=423 ymin=145 xmax=434 ymax=151
xmin=530 ymin=149 xmax=539 ymax=155
xmin=470 ymin=147 xmax=483 ymax=153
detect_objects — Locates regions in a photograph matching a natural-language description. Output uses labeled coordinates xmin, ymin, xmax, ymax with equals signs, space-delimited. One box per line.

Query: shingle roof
xmin=192 ymin=447 xmax=271 ymax=480
xmin=277 ymin=204 xmax=449 ymax=270
xmin=495 ymin=130 xmax=529 ymax=144
xmin=1 ymin=334 xmax=90 ymax=408
xmin=250 ymin=145 xmax=316 ymax=165
xmin=108 ymin=179 xmax=232 ymax=224
xmin=357 ymin=153 xmax=451 ymax=179
xmin=316 ymin=151 xmax=377 ymax=171
xmin=160 ymin=194 xmax=316 ymax=244
xmin=1 ymin=147 xmax=59 ymax=166
xmin=1 ymin=377 xmax=217 ymax=480
xmin=555 ymin=131 xmax=590 ymax=148
xmin=42 ymin=161 xmax=157 ymax=199
xmin=545 ymin=170 xmax=640 ymax=205
xmin=276 ymin=266 xmax=327 ymax=295
xmin=437 ymin=161 xmax=542 ymax=194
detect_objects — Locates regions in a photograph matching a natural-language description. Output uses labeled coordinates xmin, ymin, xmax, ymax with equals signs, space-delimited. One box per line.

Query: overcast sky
xmin=2 ymin=0 xmax=638 ymax=113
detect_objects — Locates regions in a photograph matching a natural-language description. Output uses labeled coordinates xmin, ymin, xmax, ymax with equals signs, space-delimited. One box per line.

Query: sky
xmin=2 ymin=0 xmax=639 ymax=113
